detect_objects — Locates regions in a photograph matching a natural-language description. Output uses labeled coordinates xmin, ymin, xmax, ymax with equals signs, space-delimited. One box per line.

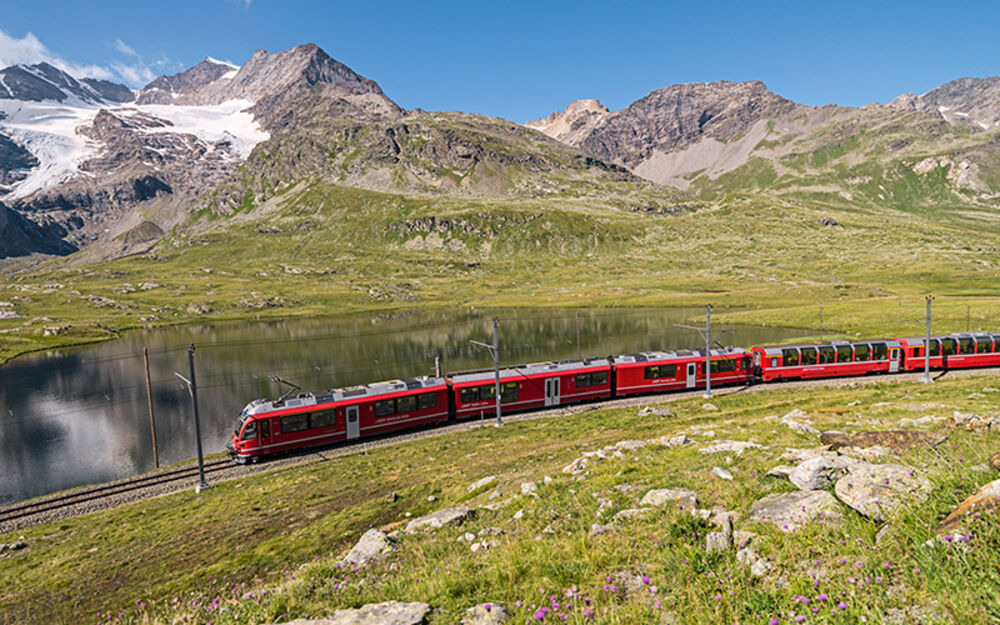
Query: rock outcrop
xmin=749 ymin=491 xmax=844 ymax=531
xmin=277 ymin=601 xmax=430 ymax=625
xmin=833 ymin=463 xmax=932 ymax=522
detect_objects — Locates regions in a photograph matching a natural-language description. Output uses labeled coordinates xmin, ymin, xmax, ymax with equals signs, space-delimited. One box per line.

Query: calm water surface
xmin=0 ymin=308 xmax=814 ymax=504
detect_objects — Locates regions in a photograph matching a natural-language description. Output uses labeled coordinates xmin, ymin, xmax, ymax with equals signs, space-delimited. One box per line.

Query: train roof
xmin=897 ymin=332 xmax=1000 ymax=343
xmin=448 ymin=357 xmax=612 ymax=384
xmin=242 ymin=375 xmax=448 ymax=417
xmin=612 ymin=346 xmax=747 ymax=365
xmin=755 ymin=339 xmax=901 ymax=355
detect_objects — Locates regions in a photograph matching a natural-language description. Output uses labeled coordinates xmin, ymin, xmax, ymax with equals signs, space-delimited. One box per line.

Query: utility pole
xmin=434 ymin=353 xmax=441 ymax=378
xmin=144 ymin=347 xmax=159 ymax=469
xmin=576 ymin=312 xmax=582 ymax=361
xmin=923 ymin=296 xmax=934 ymax=384
xmin=704 ymin=305 xmax=712 ymax=398
xmin=175 ymin=344 xmax=209 ymax=491
xmin=675 ymin=305 xmax=731 ymax=399
xmin=471 ymin=318 xmax=502 ymax=426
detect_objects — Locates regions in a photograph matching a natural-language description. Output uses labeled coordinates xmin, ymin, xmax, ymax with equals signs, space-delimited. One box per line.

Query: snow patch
xmin=205 ymin=56 xmax=239 ymax=69
xmin=0 ymin=98 xmax=269 ymax=201
xmin=220 ymin=69 xmax=238 ymax=80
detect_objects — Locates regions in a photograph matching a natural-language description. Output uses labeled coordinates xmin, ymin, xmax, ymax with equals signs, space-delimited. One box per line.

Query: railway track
xmin=2 ymin=365 xmax=995 ymax=534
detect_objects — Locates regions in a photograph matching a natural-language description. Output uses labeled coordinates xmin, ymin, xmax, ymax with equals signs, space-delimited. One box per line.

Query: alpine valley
xmin=1 ymin=42 xmax=1000 ymax=361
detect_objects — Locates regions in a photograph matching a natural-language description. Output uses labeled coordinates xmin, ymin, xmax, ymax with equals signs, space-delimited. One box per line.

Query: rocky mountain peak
xmin=0 ymin=62 xmax=133 ymax=104
xmin=135 ymin=58 xmax=239 ymax=105
xmin=525 ymin=99 xmax=610 ymax=144
xmin=914 ymin=76 xmax=1000 ymax=129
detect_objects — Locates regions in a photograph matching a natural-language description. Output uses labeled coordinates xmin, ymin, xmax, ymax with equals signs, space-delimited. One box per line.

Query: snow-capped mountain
xmin=0 ymin=62 xmax=133 ymax=105
xmin=0 ymin=43 xmax=401 ymax=259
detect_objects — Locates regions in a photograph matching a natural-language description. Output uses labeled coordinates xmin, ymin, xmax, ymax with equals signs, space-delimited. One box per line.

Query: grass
xmin=3 ymin=181 xmax=1000 ymax=366
xmin=3 ymin=371 xmax=1000 ymax=623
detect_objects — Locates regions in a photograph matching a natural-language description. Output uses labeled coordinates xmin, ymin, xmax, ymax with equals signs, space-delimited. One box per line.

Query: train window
xmin=501 ymin=382 xmax=518 ymax=402
xmin=312 ymin=410 xmax=335 ymax=427
xmin=460 ymin=387 xmax=480 ymax=403
xmin=929 ymin=340 xmax=940 ymax=357
xmin=710 ymin=359 xmax=736 ymax=373
xmin=281 ymin=413 xmax=310 ymax=433
xmin=592 ymin=370 xmax=610 ymax=385
xmin=800 ymin=348 xmax=818 ymax=365
xmin=958 ymin=338 xmax=974 ymax=354
xmin=872 ymin=343 xmax=888 ymax=361
xmin=818 ymin=346 xmax=835 ymax=364
xmin=770 ymin=357 xmax=779 ymax=367
xmin=241 ymin=421 xmax=257 ymax=441
xmin=260 ymin=419 xmax=270 ymax=438
xmin=942 ymin=339 xmax=957 ymax=356
xmin=396 ymin=395 xmax=417 ymax=413
xmin=854 ymin=344 xmax=870 ymax=361
xmin=374 ymin=400 xmax=395 ymax=417
xmin=782 ymin=349 xmax=799 ymax=367
xmin=912 ymin=346 xmax=923 ymax=358
xmin=643 ymin=366 xmax=659 ymax=380
xmin=976 ymin=338 xmax=992 ymax=353
xmin=836 ymin=345 xmax=852 ymax=362
xmin=577 ymin=373 xmax=592 ymax=386
xmin=993 ymin=336 xmax=1000 ymax=352
xmin=417 ymin=392 xmax=437 ymax=410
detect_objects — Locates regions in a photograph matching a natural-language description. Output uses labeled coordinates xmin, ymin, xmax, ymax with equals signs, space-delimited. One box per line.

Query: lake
xmin=0 ymin=307 xmax=814 ymax=504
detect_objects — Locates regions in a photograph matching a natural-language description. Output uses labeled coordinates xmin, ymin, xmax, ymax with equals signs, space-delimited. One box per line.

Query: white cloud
xmin=0 ymin=28 xmax=169 ymax=88
xmin=114 ymin=39 xmax=138 ymax=57
xmin=112 ymin=62 xmax=155 ymax=85
xmin=0 ymin=28 xmax=114 ymax=80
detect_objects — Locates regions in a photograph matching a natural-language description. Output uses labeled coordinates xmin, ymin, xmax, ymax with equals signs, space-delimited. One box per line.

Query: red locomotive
xmin=228 ymin=331 xmax=1000 ymax=463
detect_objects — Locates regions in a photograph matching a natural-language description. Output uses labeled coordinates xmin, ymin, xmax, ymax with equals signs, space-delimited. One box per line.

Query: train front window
xmin=241 ymin=421 xmax=257 ymax=441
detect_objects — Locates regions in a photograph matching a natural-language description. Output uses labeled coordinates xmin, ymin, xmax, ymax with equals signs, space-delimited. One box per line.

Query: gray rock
xmin=0 ymin=541 xmax=26 ymax=554
xmin=520 ymin=481 xmax=538 ymax=496
xmin=638 ymin=407 xmax=676 ymax=417
xmin=461 ymin=603 xmax=510 ymax=625
xmin=468 ymin=475 xmax=498 ymax=492
xmin=279 ymin=601 xmax=430 ymax=625
xmin=340 ymin=528 xmax=395 ymax=568
xmin=705 ymin=514 xmax=733 ymax=552
xmin=590 ymin=523 xmax=612 ymax=536
xmin=750 ymin=558 xmax=773 ymax=577
xmin=611 ymin=507 xmax=652 ymax=522
xmin=834 ymin=463 xmax=932 ymax=522
xmin=781 ymin=412 xmax=821 ymax=436
xmin=660 ymin=434 xmax=693 ymax=447
xmin=788 ymin=455 xmax=856 ymax=490
xmin=405 ymin=507 xmax=476 ymax=532
xmin=639 ymin=488 xmax=698 ymax=511
xmin=766 ymin=465 xmax=796 ymax=479
xmin=702 ymin=402 xmax=719 ymax=411
xmin=712 ymin=467 xmax=734 ymax=481
xmin=700 ymin=440 xmax=764 ymax=455
xmin=748 ymin=491 xmax=843 ymax=531
xmin=779 ymin=446 xmax=837 ymax=463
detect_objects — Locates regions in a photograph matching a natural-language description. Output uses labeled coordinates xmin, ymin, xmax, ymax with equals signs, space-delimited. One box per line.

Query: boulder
xmin=939 ymin=478 xmax=1000 ymax=529
xmin=819 ymin=430 xmax=948 ymax=452
xmin=461 ymin=603 xmax=510 ymax=625
xmin=712 ymin=467 xmax=734 ymax=481
xmin=788 ymin=456 xmax=856 ymax=490
xmin=590 ymin=523 xmax=612 ymax=536
xmin=520 ymin=482 xmax=538 ymax=496
xmin=654 ymin=434 xmax=693 ymax=447
xmin=279 ymin=601 xmax=431 ymax=625
xmin=705 ymin=514 xmax=733 ymax=552
xmin=766 ymin=465 xmax=796 ymax=480
xmin=638 ymin=407 xmax=676 ymax=417
xmin=699 ymin=440 xmax=764 ymax=455
xmin=833 ymin=463 xmax=932 ymax=522
xmin=405 ymin=507 xmax=476 ymax=532
xmin=468 ymin=475 xmax=498 ymax=492
xmin=748 ymin=491 xmax=843 ymax=531
xmin=340 ymin=529 xmax=395 ymax=568
xmin=611 ymin=508 xmax=652 ymax=522
xmin=780 ymin=410 xmax=820 ymax=435
xmin=640 ymin=488 xmax=698 ymax=511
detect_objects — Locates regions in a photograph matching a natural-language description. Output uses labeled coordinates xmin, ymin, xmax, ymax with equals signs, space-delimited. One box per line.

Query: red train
xmin=227 ymin=331 xmax=1000 ymax=463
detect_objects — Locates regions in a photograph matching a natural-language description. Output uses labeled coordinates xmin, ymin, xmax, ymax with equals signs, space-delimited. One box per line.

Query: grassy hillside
xmin=2 ymin=179 xmax=1000 ymax=364
xmin=3 ymin=372 xmax=1000 ymax=623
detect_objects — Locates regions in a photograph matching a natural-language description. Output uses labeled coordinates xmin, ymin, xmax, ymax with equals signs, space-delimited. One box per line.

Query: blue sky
xmin=2 ymin=0 xmax=999 ymax=121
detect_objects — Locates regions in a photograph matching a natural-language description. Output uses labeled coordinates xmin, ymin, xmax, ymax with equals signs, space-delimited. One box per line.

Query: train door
xmin=889 ymin=348 xmax=900 ymax=373
xmin=259 ymin=418 xmax=272 ymax=451
xmin=686 ymin=362 xmax=697 ymax=389
xmin=544 ymin=378 xmax=560 ymax=406
xmin=346 ymin=405 xmax=360 ymax=440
